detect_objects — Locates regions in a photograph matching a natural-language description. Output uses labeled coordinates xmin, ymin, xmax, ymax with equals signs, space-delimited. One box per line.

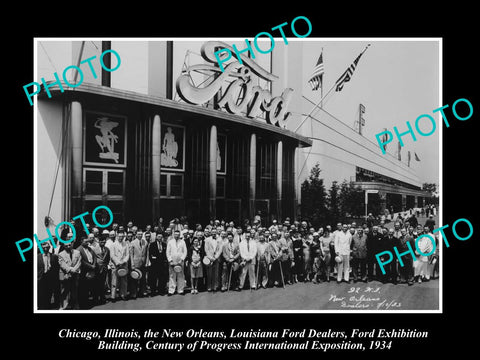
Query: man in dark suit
xmin=366 ymin=226 xmax=384 ymax=282
xmin=77 ymin=235 xmax=97 ymax=309
xmin=37 ymin=241 xmax=59 ymax=309
xmin=383 ymin=228 xmax=400 ymax=284
xmin=92 ymin=235 xmax=110 ymax=305
xmin=148 ymin=233 xmax=168 ymax=296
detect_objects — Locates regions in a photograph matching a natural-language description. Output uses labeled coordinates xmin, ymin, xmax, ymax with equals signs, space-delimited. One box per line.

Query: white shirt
xmin=166 ymin=238 xmax=187 ymax=264
xmin=239 ymin=238 xmax=257 ymax=262
xmin=334 ymin=231 xmax=352 ymax=256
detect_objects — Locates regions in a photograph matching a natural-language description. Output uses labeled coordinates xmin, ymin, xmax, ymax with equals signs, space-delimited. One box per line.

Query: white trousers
xmin=239 ymin=262 xmax=256 ymax=289
xmin=337 ymin=255 xmax=350 ymax=282
xmin=168 ymin=266 xmax=185 ymax=294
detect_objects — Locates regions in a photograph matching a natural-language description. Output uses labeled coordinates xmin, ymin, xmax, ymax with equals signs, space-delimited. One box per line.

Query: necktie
xmin=247 ymin=241 xmax=250 ymax=252
xmin=44 ymin=254 xmax=50 ymax=273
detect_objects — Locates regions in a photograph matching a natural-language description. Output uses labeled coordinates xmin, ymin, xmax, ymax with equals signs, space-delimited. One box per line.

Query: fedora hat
xmin=335 ymin=255 xmax=343 ymax=264
xmin=130 ymin=268 xmax=142 ymax=280
xmin=202 ymin=256 xmax=211 ymax=266
xmin=117 ymin=268 xmax=128 ymax=277
xmin=173 ymin=265 xmax=183 ymax=273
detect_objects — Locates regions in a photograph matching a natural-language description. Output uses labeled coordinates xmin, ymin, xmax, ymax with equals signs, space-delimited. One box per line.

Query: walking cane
xmin=255 ymin=258 xmax=260 ymax=290
xmin=227 ymin=263 xmax=233 ymax=291
xmin=250 ymin=260 xmax=253 ymax=292
xmin=278 ymin=259 xmax=285 ymax=289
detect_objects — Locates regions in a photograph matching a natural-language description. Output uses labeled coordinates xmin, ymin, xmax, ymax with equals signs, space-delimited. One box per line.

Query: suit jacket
xmin=149 ymin=240 xmax=167 ymax=267
xmin=93 ymin=245 xmax=110 ymax=274
xmin=222 ymin=240 xmax=240 ymax=262
xmin=366 ymin=232 xmax=384 ymax=259
xmin=110 ymin=240 xmax=130 ymax=268
xmin=78 ymin=245 xmax=97 ymax=279
xmin=58 ymin=249 xmax=81 ymax=281
xmin=239 ymin=238 xmax=257 ymax=264
xmin=129 ymin=238 xmax=148 ymax=268
xmin=37 ymin=251 xmax=59 ymax=281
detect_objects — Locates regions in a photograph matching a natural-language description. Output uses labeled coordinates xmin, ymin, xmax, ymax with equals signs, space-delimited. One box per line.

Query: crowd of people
xmin=37 ymin=208 xmax=439 ymax=310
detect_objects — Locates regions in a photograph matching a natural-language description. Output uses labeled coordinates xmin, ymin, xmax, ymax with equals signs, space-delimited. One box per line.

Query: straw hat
xmin=130 ymin=268 xmax=142 ymax=280
xmin=117 ymin=268 xmax=128 ymax=277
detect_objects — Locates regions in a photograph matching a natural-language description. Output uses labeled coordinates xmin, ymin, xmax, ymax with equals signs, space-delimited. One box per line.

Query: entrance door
xmin=83 ymin=168 xmax=125 ymax=226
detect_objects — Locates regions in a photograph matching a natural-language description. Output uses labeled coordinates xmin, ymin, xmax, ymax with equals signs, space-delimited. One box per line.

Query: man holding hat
xmin=129 ymin=230 xmax=148 ymax=299
xmin=238 ymin=229 xmax=257 ymax=291
xmin=110 ymin=232 xmax=129 ymax=301
xmin=166 ymin=230 xmax=187 ymax=295
xmin=334 ymin=224 xmax=353 ymax=284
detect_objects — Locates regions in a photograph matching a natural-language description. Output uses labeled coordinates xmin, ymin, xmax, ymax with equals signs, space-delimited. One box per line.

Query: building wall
xmin=36 ymin=99 xmax=65 ymax=238
xmin=111 ymin=41 xmax=149 ymax=94
xmin=297 ymin=107 xmax=422 ymax=190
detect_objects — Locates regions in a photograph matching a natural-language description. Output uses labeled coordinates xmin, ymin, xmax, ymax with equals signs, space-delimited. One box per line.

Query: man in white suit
xmin=58 ymin=241 xmax=81 ymax=310
xmin=129 ymin=230 xmax=148 ymax=298
xmin=110 ymin=232 xmax=129 ymax=301
xmin=238 ymin=230 xmax=257 ymax=291
xmin=166 ymin=230 xmax=187 ymax=295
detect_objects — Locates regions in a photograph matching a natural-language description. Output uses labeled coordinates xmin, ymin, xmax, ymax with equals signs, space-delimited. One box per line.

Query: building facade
xmin=36 ymin=39 xmax=433 ymax=237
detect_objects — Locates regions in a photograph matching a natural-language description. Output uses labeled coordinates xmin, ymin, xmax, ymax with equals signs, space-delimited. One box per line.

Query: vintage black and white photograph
xmin=34 ymin=38 xmax=440 ymax=312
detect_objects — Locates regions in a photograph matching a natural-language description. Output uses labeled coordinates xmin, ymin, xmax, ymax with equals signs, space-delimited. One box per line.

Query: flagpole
xmin=295 ymin=43 xmax=371 ymax=133
xmin=320 ymin=46 xmax=324 ymax=109
xmin=294 ymin=80 xmax=337 ymax=132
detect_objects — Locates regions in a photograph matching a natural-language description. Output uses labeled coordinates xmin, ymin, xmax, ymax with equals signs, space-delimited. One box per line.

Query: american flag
xmin=308 ymin=52 xmax=324 ymax=91
xmin=335 ymin=45 xmax=370 ymax=92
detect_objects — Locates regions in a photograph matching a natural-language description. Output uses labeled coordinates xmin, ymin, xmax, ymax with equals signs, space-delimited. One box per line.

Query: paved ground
xmin=92 ymin=278 xmax=438 ymax=311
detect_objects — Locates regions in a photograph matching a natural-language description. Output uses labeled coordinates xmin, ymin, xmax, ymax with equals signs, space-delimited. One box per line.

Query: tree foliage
xmin=338 ymin=180 xmax=365 ymax=218
xmin=300 ymin=163 xmax=328 ymax=227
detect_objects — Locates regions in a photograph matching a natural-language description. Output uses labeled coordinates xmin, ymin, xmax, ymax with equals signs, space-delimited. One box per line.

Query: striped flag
xmin=335 ymin=45 xmax=370 ymax=92
xmin=308 ymin=51 xmax=324 ymax=91
xmin=414 ymin=152 xmax=421 ymax=161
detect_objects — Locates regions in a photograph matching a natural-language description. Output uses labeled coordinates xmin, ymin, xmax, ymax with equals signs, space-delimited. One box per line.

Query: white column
xmin=249 ymin=133 xmax=256 ymax=219
xmin=276 ymin=140 xmax=283 ymax=221
xmin=209 ymin=125 xmax=217 ymax=219
xmin=152 ymin=115 xmax=161 ymax=217
xmin=71 ymin=101 xmax=83 ymax=216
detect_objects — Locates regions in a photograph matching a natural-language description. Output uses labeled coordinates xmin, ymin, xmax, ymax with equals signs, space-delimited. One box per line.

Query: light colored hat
xmin=202 ymin=256 xmax=211 ymax=265
xmin=130 ymin=268 xmax=142 ymax=280
xmin=117 ymin=268 xmax=128 ymax=277
xmin=335 ymin=256 xmax=343 ymax=264
xmin=173 ymin=265 xmax=183 ymax=273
